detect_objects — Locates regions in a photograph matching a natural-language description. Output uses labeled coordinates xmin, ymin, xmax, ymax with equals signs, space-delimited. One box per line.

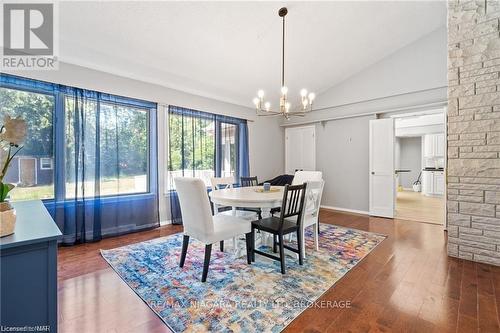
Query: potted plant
xmin=0 ymin=116 xmax=27 ymax=237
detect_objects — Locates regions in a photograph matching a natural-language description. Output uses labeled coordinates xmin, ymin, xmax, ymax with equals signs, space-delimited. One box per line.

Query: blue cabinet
xmin=1 ymin=201 xmax=62 ymax=332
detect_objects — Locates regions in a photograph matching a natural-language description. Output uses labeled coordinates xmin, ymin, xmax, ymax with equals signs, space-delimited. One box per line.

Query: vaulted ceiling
xmin=58 ymin=1 xmax=447 ymax=108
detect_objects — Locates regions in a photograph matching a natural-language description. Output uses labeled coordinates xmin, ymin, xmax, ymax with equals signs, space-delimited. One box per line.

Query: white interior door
xmin=369 ymin=118 xmax=395 ymax=218
xmin=285 ymin=126 xmax=315 ymax=174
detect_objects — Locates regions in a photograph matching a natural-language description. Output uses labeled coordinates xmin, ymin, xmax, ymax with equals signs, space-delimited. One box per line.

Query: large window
xmin=64 ymin=97 xmax=149 ymax=198
xmin=0 ymin=75 xmax=156 ymax=201
xmin=168 ymin=110 xmax=215 ymax=186
xmin=167 ymin=105 xmax=248 ymax=188
xmin=0 ymin=87 xmax=55 ymax=201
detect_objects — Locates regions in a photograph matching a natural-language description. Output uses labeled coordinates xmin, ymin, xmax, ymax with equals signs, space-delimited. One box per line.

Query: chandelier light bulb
xmin=308 ymin=92 xmax=315 ymax=102
xmin=300 ymin=89 xmax=308 ymax=97
xmin=253 ymin=97 xmax=260 ymax=106
xmin=281 ymin=86 xmax=288 ymax=95
xmin=264 ymin=102 xmax=271 ymax=111
xmin=257 ymin=90 xmax=265 ymax=99
xmin=285 ymin=102 xmax=291 ymax=112
xmin=302 ymin=99 xmax=308 ymax=108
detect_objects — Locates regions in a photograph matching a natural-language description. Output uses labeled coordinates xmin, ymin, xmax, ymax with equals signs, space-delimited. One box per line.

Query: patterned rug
xmin=101 ymin=224 xmax=385 ymax=332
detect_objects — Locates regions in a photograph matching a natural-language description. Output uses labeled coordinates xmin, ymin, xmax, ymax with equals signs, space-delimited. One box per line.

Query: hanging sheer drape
xmin=167 ymin=106 xmax=216 ymax=224
xmin=53 ymin=88 xmax=159 ymax=245
xmin=167 ymin=106 xmax=250 ymax=224
xmin=0 ymin=74 xmax=160 ymax=245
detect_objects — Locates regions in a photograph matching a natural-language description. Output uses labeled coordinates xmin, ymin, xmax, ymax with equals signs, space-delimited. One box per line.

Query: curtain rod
xmin=157 ymin=103 xmax=255 ymax=122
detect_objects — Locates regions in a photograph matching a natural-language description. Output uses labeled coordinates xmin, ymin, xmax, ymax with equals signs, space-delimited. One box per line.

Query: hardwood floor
xmin=395 ymin=190 xmax=445 ymax=225
xmin=57 ymin=210 xmax=500 ymax=333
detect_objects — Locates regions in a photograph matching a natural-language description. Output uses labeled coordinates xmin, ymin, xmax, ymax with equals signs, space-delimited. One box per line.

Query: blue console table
xmin=1 ymin=200 xmax=62 ymax=332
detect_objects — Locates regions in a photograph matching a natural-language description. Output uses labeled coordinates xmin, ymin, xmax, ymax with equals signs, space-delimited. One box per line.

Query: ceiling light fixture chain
xmin=253 ymin=7 xmax=315 ymax=119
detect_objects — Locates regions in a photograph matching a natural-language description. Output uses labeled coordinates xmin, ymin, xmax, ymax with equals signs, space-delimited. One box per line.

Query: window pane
xmin=0 ymin=87 xmax=55 ymax=201
xmin=65 ymin=97 xmax=149 ymax=198
xmin=167 ymin=113 xmax=215 ymax=187
xmin=220 ymin=122 xmax=237 ymax=178
xmin=64 ymin=96 xmax=98 ymax=198
xmin=100 ymin=103 xmax=149 ymax=196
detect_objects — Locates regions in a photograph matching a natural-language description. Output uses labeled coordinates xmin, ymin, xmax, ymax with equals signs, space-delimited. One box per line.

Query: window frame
xmin=62 ymin=95 xmax=152 ymax=199
xmin=167 ymin=105 xmax=245 ymax=187
xmin=0 ymin=73 xmax=158 ymax=203
xmin=0 ymin=84 xmax=56 ymax=200
xmin=40 ymin=157 xmax=53 ymax=170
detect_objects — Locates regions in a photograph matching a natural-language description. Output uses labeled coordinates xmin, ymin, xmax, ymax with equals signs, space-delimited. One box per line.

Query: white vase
xmin=0 ymin=202 xmax=16 ymax=237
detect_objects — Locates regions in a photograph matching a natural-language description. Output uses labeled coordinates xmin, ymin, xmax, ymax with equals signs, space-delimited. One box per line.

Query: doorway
xmin=369 ymin=108 xmax=446 ymax=226
xmin=19 ymin=157 xmax=37 ymax=186
xmin=394 ymin=111 xmax=446 ymax=225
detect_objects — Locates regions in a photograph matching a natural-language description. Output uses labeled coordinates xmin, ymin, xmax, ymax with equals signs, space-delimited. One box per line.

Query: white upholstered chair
xmin=175 ymin=177 xmax=252 ymax=282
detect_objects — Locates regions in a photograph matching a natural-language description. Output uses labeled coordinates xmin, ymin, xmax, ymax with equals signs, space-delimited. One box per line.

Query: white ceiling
xmin=58 ymin=1 xmax=446 ymax=109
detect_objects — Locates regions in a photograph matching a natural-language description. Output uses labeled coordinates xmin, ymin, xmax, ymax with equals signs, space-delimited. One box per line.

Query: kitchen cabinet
xmin=424 ymin=134 xmax=445 ymax=158
xmin=422 ymin=170 xmax=444 ymax=196
xmin=434 ymin=172 xmax=445 ymax=195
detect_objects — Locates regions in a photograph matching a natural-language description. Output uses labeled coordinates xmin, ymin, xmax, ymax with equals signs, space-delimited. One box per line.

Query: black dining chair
xmin=250 ymin=183 xmax=307 ymax=274
xmin=239 ymin=176 xmax=262 ymax=219
xmin=240 ymin=176 xmax=259 ymax=187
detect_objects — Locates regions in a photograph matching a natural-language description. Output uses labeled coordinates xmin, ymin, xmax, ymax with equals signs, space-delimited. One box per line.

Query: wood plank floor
xmin=395 ymin=190 xmax=445 ymax=225
xmin=57 ymin=210 xmax=500 ymax=333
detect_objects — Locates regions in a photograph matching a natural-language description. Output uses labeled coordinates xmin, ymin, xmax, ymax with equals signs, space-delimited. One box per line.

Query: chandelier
xmin=253 ymin=7 xmax=315 ymax=119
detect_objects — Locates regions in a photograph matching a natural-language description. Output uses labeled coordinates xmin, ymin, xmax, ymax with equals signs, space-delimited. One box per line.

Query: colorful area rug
xmin=101 ymin=224 xmax=385 ymax=332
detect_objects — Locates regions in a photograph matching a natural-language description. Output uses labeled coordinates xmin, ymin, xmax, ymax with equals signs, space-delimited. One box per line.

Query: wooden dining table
xmin=209 ymin=185 xmax=284 ymax=219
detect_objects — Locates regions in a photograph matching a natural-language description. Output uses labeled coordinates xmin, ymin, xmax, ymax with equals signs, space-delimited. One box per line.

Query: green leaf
xmin=0 ymin=182 xmax=14 ymax=202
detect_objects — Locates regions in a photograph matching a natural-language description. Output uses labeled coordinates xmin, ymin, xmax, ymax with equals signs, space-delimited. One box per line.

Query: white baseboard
xmin=320 ymin=205 xmax=369 ymax=215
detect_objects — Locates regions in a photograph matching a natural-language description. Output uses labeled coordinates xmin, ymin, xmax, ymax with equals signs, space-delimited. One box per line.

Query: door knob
xmin=371 ymin=172 xmax=375 ymax=175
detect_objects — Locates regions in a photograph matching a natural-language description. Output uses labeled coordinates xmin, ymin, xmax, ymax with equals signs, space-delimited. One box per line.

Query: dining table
xmin=209 ymin=185 xmax=284 ymax=218
xmin=209 ymin=185 xmax=285 ymax=250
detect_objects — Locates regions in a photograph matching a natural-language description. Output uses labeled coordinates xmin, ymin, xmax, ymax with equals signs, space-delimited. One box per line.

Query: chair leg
xmin=273 ymin=235 xmax=277 ymax=253
xmin=313 ymin=223 xmax=319 ymax=251
xmin=251 ymin=227 xmax=256 ymax=262
xmin=201 ymin=244 xmax=212 ymax=282
xmin=232 ymin=237 xmax=237 ymax=251
xmin=220 ymin=240 xmax=224 ymax=252
xmin=278 ymin=234 xmax=286 ymax=274
xmin=180 ymin=235 xmax=189 ymax=268
xmin=245 ymin=233 xmax=252 ymax=264
xmin=297 ymin=230 xmax=303 ymax=265
xmin=301 ymin=227 xmax=306 ymax=259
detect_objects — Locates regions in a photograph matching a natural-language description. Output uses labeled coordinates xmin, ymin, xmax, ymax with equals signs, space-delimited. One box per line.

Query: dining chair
xmin=240 ymin=176 xmax=262 ymax=219
xmin=175 ymin=177 xmax=252 ymax=282
xmin=210 ymin=176 xmax=256 ymax=252
xmin=251 ymin=183 xmax=307 ymax=274
xmin=292 ymin=170 xmax=323 ymax=185
xmin=294 ymin=180 xmax=324 ymax=258
xmin=272 ymin=170 xmax=323 ymax=218
xmin=210 ymin=176 xmax=256 ymax=218
xmin=240 ymin=176 xmax=259 ymax=187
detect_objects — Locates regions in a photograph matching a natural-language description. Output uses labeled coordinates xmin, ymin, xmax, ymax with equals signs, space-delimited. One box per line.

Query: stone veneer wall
xmin=448 ymin=0 xmax=500 ymax=265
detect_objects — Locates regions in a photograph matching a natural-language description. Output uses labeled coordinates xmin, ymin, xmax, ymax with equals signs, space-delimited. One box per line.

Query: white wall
xmin=282 ymin=27 xmax=447 ymax=213
xmin=282 ymin=26 xmax=447 ymax=126
xmin=5 ymin=62 xmax=285 ymax=220
xmin=316 ymin=115 xmax=373 ymax=213
xmin=398 ymin=137 xmax=422 ymax=189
